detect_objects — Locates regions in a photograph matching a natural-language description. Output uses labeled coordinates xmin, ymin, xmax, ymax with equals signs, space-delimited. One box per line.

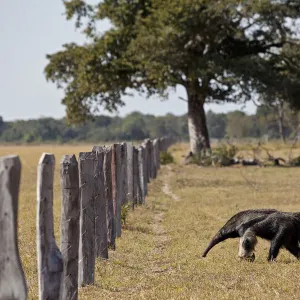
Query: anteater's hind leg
xmin=285 ymin=240 xmax=300 ymax=259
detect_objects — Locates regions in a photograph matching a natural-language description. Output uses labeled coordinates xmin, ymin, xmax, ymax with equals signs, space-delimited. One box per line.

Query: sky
xmin=0 ymin=1 xmax=256 ymax=122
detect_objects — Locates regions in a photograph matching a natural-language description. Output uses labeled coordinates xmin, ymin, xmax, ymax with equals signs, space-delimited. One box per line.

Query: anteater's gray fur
xmin=241 ymin=212 xmax=300 ymax=261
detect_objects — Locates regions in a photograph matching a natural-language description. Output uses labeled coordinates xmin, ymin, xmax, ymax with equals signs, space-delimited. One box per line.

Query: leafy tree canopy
xmin=45 ymin=0 xmax=300 ymax=125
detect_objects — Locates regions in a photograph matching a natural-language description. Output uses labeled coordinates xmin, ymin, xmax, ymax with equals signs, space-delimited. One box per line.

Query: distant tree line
xmin=0 ymin=106 xmax=299 ymax=144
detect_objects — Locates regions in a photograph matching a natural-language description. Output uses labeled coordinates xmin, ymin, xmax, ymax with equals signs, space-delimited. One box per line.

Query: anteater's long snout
xmin=202 ymin=233 xmax=224 ymax=257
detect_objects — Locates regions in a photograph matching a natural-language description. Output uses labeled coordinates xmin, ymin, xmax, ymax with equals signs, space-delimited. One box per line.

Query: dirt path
xmin=162 ymin=165 xmax=180 ymax=202
xmin=162 ymin=183 xmax=180 ymax=202
xmin=147 ymin=165 xmax=183 ymax=276
xmin=149 ymin=168 xmax=175 ymax=274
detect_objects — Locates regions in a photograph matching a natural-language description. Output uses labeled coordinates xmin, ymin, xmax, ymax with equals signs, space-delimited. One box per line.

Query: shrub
xmin=185 ymin=144 xmax=238 ymax=166
xmin=160 ymin=151 xmax=174 ymax=165
xmin=121 ymin=203 xmax=131 ymax=226
xmin=290 ymin=156 xmax=300 ymax=166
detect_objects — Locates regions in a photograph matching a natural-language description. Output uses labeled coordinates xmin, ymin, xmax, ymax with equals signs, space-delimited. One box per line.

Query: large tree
xmin=45 ymin=0 xmax=300 ymax=154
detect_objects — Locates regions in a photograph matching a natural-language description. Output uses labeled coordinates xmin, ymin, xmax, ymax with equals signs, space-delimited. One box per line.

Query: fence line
xmin=0 ymin=136 xmax=176 ymax=300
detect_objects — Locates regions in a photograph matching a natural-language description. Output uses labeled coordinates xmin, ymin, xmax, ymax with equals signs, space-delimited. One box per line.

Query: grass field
xmin=2 ymin=142 xmax=300 ymax=299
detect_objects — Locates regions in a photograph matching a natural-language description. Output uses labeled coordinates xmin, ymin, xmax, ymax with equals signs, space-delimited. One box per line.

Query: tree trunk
xmin=278 ymin=117 xmax=286 ymax=143
xmin=186 ymin=84 xmax=211 ymax=155
xmin=277 ymin=103 xmax=286 ymax=143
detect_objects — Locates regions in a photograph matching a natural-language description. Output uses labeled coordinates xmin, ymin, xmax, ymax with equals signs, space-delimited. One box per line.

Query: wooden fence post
xmin=148 ymin=140 xmax=153 ymax=180
xmin=157 ymin=138 xmax=161 ymax=155
xmin=60 ymin=155 xmax=79 ymax=300
xmin=151 ymin=139 xmax=157 ymax=179
xmin=145 ymin=139 xmax=154 ymax=179
xmin=125 ymin=143 xmax=133 ymax=206
xmin=112 ymin=144 xmax=122 ymax=238
xmin=92 ymin=147 xmax=108 ymax=259
xmin=78 ymin=152 xmax=97 ymax=287
xmin=166 ymin=137 xmax=171 ymax=149
xmin=132 ymin=147 xmax=138 ymax=206
xmin=153 ymin=138 xmax=160 ymax=171
xmin=164 ymin=137 xmax=168 ymax=151
xmin=0 ymin=155 xmax=27 ymax=300
xmin=143 ymin=139 xmax=151 ymax=183
xmin=141 ymin=144 xmax=148 ymax=197
xmin=120 ymin=142 xmax=127 ymax=206
xmin=103 ymin=147 xmax=115 ymax=250
xmin=138 ymin=146 xmax=145 ymax=204
xmin=160 ymin=137 xmax=166 ymax=151
xmin=133 ymin=147 xmax=142 ymax=205
xmin=151 ymin=140 xmax=157 ymax=179
xmin=37 ymin=153 xmax=63 ymax=300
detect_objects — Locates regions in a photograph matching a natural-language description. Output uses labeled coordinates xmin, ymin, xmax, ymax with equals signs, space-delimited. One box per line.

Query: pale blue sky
xmin=0 ymin=1 xmax=256 ymax=121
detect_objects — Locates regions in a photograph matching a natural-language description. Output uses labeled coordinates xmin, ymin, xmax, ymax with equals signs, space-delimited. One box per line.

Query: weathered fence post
xmin=103 ymin=147 xmax=115 ymax=250
xmin=0 ymin=155 xmax=27 ymax=300
xmin=142 ymin=144 xmax=148 ymax=197
xmin=138 ymin=146 xmax=145 ymax=204
xmin=153 ymin=139 xmax=160 ymax=172
xmin=149 ymin=140 xmax=156 ymax=179
xmin=37 ymin=153 xmax=63 ymax=300
xmin=112 ymin=144 xmax=122 ymax=238
xmin=147 ymin=139 xmax=153 ymax=180
xmin=78 ymin=152 xmax=97 ymax=287
xmin=157 ymin=138 xmax=162 ymax=157
xmin=120 ymin=142 xmax=127 ymax=206
xmin=92 ymin=147 xmax=108 ymax=259
xmin=152 ymin=139 xmax=158 ymax=178
xmin=133 ymin=147 xmax=142 ymax=205
xmin=143 ymin=140 xmax=151 ymax=183
xmin=153 ymin=138 xmax=160 ymax=171
xmin=160 ymin=137 xmax=166 ymax=151
xmin=164 ymin=137 xmax=168 ymax=151
xmin=166 ymin=137 xmax=171 ymax=149
xmin=60 ymin=155 xmax=79 ymax=300
xmin=132 ymin=147 xmax=138 ymax=206
xmin=126 ymin=143 xmax=134 ymax=206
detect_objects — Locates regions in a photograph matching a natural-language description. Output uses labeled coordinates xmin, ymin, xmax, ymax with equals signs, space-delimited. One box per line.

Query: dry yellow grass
xmin=2 ymin=142 xmax=300 ymax=299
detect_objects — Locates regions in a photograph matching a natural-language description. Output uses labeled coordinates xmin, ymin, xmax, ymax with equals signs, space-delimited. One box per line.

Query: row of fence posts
xmin=0 ymin=136 xmax=176 ymax=300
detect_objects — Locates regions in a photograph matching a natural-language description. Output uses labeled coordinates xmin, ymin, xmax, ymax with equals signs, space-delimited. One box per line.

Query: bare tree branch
xmin=179 ymin=97 xmax=187 ymax=102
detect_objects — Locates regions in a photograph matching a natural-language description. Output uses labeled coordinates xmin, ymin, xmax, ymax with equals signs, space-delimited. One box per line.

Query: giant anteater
xmin=202 ymin=209 xmax=278 ymax=258
xmin=203 ymin=209 xmax=300 ymax=261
